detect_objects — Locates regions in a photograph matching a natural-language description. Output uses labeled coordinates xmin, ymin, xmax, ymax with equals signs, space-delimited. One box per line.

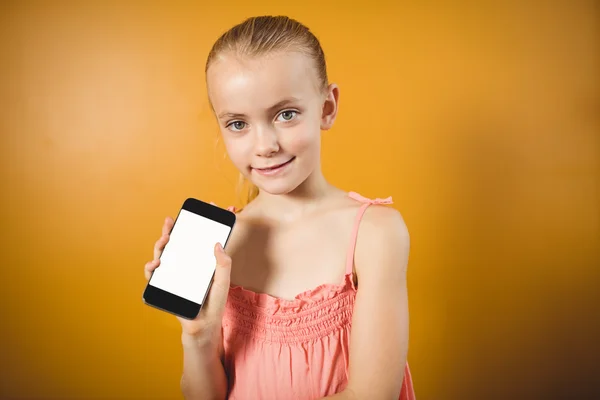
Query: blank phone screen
xmin=149 ymin=209 xmax=232 ymax=305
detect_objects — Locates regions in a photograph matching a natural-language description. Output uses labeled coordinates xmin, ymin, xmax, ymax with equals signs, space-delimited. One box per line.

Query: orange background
xmin=1 ymin=1 xmax=598 ymax=399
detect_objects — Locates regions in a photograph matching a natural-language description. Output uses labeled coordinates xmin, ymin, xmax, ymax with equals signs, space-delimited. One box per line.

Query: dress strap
xmin=344 ymin=192 xmax=394 ymax=278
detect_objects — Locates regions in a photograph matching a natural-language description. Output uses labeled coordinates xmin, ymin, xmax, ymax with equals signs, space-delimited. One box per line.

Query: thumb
xmin=202 ymin=243 xmax=232 ymax=319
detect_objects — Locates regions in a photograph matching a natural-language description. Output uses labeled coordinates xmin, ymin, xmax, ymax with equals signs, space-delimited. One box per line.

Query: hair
xmin=205 ymin=15 xmax=329 ymax=206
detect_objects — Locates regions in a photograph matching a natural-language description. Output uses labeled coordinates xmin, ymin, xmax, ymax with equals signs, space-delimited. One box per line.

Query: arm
xmin=147 ymin=219 xmax=232 ymax=400
xmin=323 ymin=206 xmax=411 ymax=400
xmin=180 ymin=333 xmax=228 ymax=400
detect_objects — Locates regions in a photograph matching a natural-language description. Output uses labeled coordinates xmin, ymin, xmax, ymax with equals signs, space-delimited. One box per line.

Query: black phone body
xmin=143 ymin=198 xmax=236 ymax=320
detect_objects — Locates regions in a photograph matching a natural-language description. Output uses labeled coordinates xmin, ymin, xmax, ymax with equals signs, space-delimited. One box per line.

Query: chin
xmin=250 ymin=171 xmax=312 ymax=196
xmin=253 ymin=179 xmax=301 ymax=196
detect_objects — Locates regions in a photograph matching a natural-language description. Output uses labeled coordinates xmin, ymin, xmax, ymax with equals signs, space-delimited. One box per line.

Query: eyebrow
xmin=217 ymin=97 xmax=301 ymax=120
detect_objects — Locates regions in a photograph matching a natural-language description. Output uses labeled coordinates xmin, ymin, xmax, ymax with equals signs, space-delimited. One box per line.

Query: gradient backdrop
xmin=1 ymin=1 xmax=599 ymax=399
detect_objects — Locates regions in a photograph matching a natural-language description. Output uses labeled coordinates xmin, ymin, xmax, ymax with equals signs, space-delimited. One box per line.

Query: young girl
xmin=144 ymin=16 xmax=415 ymax=400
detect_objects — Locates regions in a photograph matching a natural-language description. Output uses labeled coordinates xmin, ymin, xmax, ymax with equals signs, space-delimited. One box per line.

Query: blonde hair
xmin=205 ymin=15 xmax=329 ymax=206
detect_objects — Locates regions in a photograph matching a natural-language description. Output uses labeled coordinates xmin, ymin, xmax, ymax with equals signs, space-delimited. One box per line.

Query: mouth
xmin=252 ymin=157 xmax=296 ymax=176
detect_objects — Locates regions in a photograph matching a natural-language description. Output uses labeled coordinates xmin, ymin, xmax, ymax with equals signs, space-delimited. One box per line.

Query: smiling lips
xmin=252 ymin=157 xmax=296 ymax=176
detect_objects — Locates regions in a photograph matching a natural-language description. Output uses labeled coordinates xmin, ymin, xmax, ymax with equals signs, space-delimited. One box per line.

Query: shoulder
xmin=340 ymin=191 xmax=410 ymax=250
xmin=362 ymin=204 xmax=409 ymax=240
xmin=355 ymin=203 xmax=411 ymax=278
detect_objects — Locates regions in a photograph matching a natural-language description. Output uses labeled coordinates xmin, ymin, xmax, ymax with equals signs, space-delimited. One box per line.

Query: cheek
xmin=222 ymin=136 xmax=251 ymax=166
xmin=282 ymin=126 xmax=321 ymax=156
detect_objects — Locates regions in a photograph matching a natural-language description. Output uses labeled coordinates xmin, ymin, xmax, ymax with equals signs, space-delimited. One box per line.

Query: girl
xmin=144 ymin=15 xmax=415 ymax=400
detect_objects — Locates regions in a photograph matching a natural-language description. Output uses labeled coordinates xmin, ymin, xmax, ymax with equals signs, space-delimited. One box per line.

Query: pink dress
xmin=221 ymin=192 xmax=416 ymax=400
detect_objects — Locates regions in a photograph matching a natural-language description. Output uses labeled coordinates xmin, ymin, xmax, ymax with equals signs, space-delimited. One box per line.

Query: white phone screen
xmin=149 ymin=209 xmax=232 ymax=305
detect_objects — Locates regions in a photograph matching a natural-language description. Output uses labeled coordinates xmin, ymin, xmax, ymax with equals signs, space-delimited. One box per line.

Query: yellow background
xmin=1 ymin=1 xmax=598 ymax=399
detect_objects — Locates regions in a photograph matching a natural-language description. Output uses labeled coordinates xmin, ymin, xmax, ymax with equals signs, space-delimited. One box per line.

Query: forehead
xmin=207 ymin=51 xmax=321 ymax=113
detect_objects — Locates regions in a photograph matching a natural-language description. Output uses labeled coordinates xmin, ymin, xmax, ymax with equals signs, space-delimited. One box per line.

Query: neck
xmin=253 ymin=169 xmax=338 ymax=223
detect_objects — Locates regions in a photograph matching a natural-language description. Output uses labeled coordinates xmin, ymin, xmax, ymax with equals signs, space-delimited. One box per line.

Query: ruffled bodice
xmin=224 ymin=272 xmax=355 ymax=344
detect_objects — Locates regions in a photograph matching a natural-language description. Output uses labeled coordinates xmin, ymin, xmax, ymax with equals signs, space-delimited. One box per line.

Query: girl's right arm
xmin=145 ymin=217 xmax=233 ymax=400
xmin=180 ymin=332 xmax=228 ymax=400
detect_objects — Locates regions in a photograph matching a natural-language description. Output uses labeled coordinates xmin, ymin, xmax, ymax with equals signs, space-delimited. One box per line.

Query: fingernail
xmin=216 ymin=243 xmax=223 ymax=252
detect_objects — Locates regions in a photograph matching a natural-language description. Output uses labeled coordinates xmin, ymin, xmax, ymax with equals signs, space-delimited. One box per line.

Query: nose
xmin=254 ymin=125 xmax=279 ymax=157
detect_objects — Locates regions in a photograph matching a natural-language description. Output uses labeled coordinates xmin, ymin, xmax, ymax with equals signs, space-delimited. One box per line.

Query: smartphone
xmin=143 ymin=198 xmax=236 ymax=319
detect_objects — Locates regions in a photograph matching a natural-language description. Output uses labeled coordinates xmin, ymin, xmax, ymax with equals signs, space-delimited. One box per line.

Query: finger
xmin=153 ymin=234 xmax=170 ymax=260
xmin=162 ymin=217 xmax=174 ymax=236
xmin=144 ymin=259 xmax=160 ymax=280
xmin=202 ymin=243 xmax=232 ymax=320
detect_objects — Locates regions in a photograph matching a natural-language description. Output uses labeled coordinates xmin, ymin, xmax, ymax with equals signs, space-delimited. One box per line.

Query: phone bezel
xmin=142 ymin=198 xmax=236 ymax=320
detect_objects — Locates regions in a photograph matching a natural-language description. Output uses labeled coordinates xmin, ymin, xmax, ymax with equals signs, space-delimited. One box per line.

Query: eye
xmin=227 ymin=121 xmax=247 ymax=132
xmin=277 ymin=110 xmax=298 ymax=122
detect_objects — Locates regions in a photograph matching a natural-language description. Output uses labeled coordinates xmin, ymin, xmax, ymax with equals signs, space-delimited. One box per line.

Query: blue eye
xmin=277 ymin=110 xmax=297 ymax=122
xmin=228 ymin=121 xmax=246 ymax=132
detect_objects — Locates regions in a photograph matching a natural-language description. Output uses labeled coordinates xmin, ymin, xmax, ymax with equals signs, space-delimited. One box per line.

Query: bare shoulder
xmin=328 ymin=190 xmax=410 ymax=249
xmin=361 ymin=205 xmax=409 ymax=240
xmin=354 ymin=203 xmax=411 ymax=277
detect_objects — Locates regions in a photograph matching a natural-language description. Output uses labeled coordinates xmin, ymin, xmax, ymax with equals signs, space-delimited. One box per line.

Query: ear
xmin=320 ymin=83 xmax=340 ymax=131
